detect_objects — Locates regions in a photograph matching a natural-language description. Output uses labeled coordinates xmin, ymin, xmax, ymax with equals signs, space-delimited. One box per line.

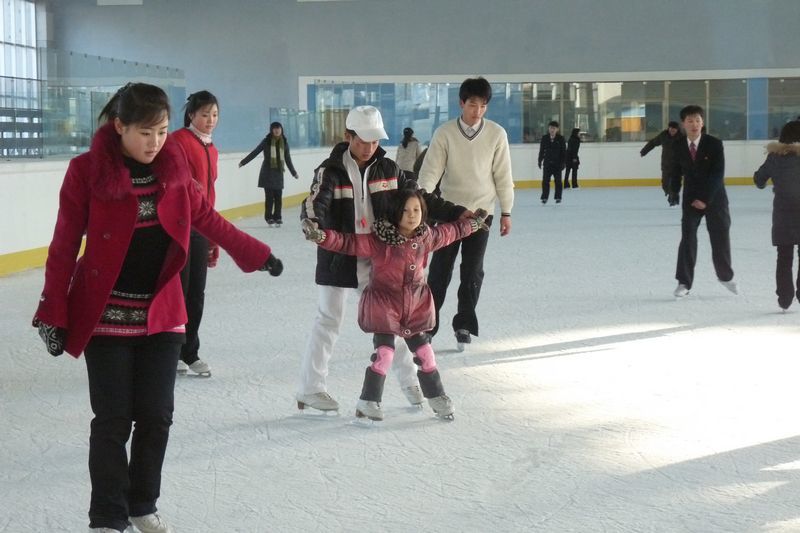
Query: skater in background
xmin=395 ymin=127 xmax=423 ymax=179
xmin=563 ymin=127 xmax=581 ymax=189
xmin=239 ymin=121 xmax=299 ymax=227
xmin=538 ymin=120 xmax=566 ymax=204
xmin=418 ymin=76 xmax=514 ymax=352
xmin=31 ymin=83 xmax=283 ymax=533
xmin=298 ymin=105 xmax=468 ymax=414
xmin=304 ymin=189 xmax=489 ymax=421
xmin=640 ymin=120 xmax=682 ymax=205
xmin=668 ymin=104 xmax=737 ymax=299
xmin=171 ymin=90 xmax=219 ymax=377
xmin=753 ymin=120 xmax=800 ymax=310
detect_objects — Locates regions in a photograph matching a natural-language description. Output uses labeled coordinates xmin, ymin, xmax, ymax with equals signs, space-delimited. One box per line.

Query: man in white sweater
xmin=417 ymin=77 xmax=515 ymax=351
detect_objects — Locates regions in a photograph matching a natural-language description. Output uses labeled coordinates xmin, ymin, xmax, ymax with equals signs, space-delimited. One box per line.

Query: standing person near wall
xmin=171 ymin=90 xmax=219 ymax=377
xmin=395 ymin=127 xmax=423 ymax=179
xmin=563 ymin=127 xmax=581 ymax=189
xmin=640 ymin=120 xmax=682 ymax=205
xmin=418 ymin=77 xmax=514 ymax=352
xmin=31 ymin=83 xmax=283 ymax=533
xmin=297 ymin=105 xmax=468 ymax=413
xmin=753 ymin=120 xmax=800 ymax=310
xmin=538 ymin=120 xmax=566 ymax=204
xmin=669 ymin=104 xmax=737 ymax=299
xmin=239 ymin=121 xmax=299 ymax=227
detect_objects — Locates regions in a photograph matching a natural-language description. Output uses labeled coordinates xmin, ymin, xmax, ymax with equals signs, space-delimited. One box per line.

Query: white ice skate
xmin=402 ymin=385 xmax=424 ymax=407
xmin=355 ymin=399 xmax=384 ymax=421
xmin=428 ymin=395 xmax=454 ymax=420
xmin=719 ymin=279 xmax=738 ymax=295
xmin=673 ymin=283 xmax=690 ymax=298
xmin=129 ymin=512 xmax=172 ymax=533
xmin=455 ymin=329 xmax=471 ymax=352
xmin=176 ymin=360 xmax=188 ymax=375
xmin=186 ymin=359 xmax=211 ymax=377
xmin=296 ymin=392 xmax=340 ymax=413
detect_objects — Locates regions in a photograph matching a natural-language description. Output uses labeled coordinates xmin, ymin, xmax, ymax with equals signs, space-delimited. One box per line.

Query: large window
xmin=768 ymin=78 xmax=800 ymax=139
xmin=0 ymin=0 xmax=37 ymax=80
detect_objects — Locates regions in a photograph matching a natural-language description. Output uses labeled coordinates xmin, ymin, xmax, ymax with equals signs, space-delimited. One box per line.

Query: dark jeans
xmin=675 ymin=200 xmax=733 ymax=289
xmin=264 ymin=188 xmax=283 ymax=222
xmin=428 ymin=216 xmax=492 ymax=337
xmin=564 ymin=163 xmax=578 ymax=188
xmin=541 ymin=166 xmax=563 ymax=201
xmin=180 ymin=231 xmax=208 ymax=365
xmin=84 ymin=337 xmax=180 ymax=531
xmin=776 ymin=245 xmax=800 ymax=308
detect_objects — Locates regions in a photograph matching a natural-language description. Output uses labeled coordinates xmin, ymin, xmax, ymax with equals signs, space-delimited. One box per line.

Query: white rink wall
xmin=0 ymin=142 xmax=769 ymax=257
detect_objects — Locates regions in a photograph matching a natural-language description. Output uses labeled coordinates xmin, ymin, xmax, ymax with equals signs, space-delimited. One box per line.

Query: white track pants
xmin=298 ymin=258 xmax=418 ymax=395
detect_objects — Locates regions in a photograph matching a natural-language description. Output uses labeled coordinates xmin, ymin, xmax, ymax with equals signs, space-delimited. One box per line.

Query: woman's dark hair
xmin=390 ymin=188 xmax=427 ymax=228
xmin=98 ymin=82 xmax=170 ymax=126
xmin=269 ymin=121 xmax=286 ymax=139
xmin=401 ymin=127 xmax=414 ymax=149
xmin=571 ymin=128 xmax=580 ymax=137
xmin=779 ymin=121 xmax=800 ymax=144
xmin=183 ymin=90 xmax=218 ymax=127
xmin=459 ymin=77 xmax=492 ymax=104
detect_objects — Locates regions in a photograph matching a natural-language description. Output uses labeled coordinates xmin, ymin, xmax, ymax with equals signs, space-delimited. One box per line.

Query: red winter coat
xmin=33 ymin=122 xmax=271 ymax=357
xmin=319 ymin=219 xmax=474 ymax=337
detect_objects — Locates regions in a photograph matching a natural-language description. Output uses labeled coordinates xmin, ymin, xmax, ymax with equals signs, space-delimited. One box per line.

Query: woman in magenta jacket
xmin=305 ymin=188 xmax=486 ymax=422
xmin=31 ymin=83 xmax=282 ymax=533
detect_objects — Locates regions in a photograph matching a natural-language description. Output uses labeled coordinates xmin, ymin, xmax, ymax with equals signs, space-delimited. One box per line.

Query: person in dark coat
xmin=668 ymin=105 xmax=737 ymax=298
xmin=754 ymin=120 xmax=800 ymax=310
xmin=538 ymin=120 xmax=566 ymax=204
xmin=564 ymin=128 xmax=581 ymax=189
xmin=641 ymin=120 xmax=682 ymax=203
xmin=239 ymin=121 xmax=298 ymax=227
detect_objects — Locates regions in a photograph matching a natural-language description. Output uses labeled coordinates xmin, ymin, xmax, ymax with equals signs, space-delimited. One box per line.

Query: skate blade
xmin=355 ymin=409 xmax=383 ymax=422
xmin=456 ymin=343 xmax=466 ymax=352
xmin=187 ymin=372 xmax=211 ymax=378
xmin=176 ymin=369 xmax=188 ymax=376
xmin=435 ymin=412 xmax=455 ymax=421
xmin=296 ymin=402 xmax=340 ymax=416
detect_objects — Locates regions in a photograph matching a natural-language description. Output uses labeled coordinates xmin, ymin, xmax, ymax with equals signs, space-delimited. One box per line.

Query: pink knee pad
xmin=370 ymin=345 xmax=395 ymax=376
xmin=414 ymin=344 xmax=437 ymax=373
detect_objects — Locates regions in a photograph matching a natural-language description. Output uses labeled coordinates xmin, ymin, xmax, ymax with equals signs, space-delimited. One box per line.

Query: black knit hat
xmin=668 ymin=121 xmax=680 ymax=129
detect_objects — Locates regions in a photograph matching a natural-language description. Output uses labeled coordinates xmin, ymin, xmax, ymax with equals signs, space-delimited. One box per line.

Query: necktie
xmin=689 ymin=142 xmax=697 ymax=161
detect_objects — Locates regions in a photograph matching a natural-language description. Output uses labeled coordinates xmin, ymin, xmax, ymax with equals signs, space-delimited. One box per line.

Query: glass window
xmin=708 ymin=79 xmax=747 ymax=140
xmin=768 ymin=78 xmax=800 ymax=139
xmin=522 ymin=82 xmax=564 ymax=143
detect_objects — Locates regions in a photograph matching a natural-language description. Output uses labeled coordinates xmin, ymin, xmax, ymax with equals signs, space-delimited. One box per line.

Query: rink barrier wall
xmin=0 ymin=142 xmax=765 ymax=276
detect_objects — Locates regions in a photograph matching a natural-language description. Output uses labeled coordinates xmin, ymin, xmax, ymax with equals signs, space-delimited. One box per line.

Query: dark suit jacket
xmin=668 ymin=134 xmax=726 ymax=206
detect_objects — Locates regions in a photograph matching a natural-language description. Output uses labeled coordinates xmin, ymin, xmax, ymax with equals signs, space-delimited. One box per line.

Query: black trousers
xmin=180 ymin=231 xmax=208 ymax=365
xmin=264 ymin=188 xmax=283 ymax=222
xmin=84 ymin=337 xmax=180 ymax=531
xmin=675 ymin=201 xmax=733 ymax=289
xmin=541 ymin=166 xmax=563 ymax=201
xmin=427 ymin=216 xmax=492 ymax=337
xmin=776 ymin=245 xmax=800 ymax=307
xmin=564 ymin=163 xmax=579 ymax=188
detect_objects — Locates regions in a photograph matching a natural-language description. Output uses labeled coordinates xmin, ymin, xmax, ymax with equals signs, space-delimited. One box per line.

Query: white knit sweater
xmin=417 ymin=118 xmax=514 ymax=215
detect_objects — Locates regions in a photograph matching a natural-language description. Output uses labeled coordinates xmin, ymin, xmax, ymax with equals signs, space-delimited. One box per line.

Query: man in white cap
xmin=297 ymin=105 xmax=469 ymax=414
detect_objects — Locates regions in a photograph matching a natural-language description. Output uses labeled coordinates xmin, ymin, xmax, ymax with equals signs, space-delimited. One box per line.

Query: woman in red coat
xmin=32 ymin=83 xmax=283 ymax=533
xmin=171 ymin=90 xmax=220 ymax=377
xmin=305 ymin=188 xmax=487 ymax=422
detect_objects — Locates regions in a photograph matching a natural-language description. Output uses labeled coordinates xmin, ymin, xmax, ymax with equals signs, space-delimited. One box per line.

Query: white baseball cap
xmin=345 ymin=105 xmax=388 ymax=142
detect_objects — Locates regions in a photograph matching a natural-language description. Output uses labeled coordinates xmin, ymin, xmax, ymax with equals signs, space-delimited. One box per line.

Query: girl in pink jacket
xmin=305 ymin=188 xmax=486 ymax=421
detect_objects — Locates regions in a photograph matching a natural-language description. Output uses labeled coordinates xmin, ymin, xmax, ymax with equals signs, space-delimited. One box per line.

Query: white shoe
xmin=187 ymin=359 xmax=211 ymax=377
xmin=428 ymin=395 xmax=454 ymax=419
xmin=296 ymin=392 xmax=339 ymax=412
xmin=402 ymin=384 xmax=424 ymax=406
xmin=719 ymin=279 xmax=738 ymax=295
xmin=129 ymin=513 xmax=172 ymax=533
xmin=673 ymin=283 xmax=690 ymax=298
xmin=176 ymin=360 xmax=188 ymax=375
xmin=355 ymin=399 xmax=384 ymax=421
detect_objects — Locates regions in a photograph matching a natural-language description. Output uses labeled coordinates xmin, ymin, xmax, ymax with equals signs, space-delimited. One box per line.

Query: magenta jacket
xmin=33 ymin=122 xmax=271 ymax=357
xmin=319 ymin=218 xmax=474 ymax=337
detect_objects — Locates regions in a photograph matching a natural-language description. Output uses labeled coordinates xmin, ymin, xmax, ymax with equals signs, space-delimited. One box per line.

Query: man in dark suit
xmin=668 ymin=105 xmax=737 ymax=298
xmin=538 ymin=120 xmax=566 ymax=204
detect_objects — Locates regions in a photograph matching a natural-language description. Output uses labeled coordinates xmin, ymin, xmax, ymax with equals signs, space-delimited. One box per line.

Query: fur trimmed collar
xmin=87 ymin=122 xmax=188 ymax=201
xmin=372 ymin=218 xmax=428 ymax=246
xmin=766 ymin=142 xmax=800 ymax=156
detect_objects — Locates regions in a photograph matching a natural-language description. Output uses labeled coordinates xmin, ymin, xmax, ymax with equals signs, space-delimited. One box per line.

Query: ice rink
xmin=3 ymin=186 xmax=800 ymax=532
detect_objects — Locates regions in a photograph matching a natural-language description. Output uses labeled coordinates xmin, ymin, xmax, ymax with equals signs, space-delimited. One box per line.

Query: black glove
xmin=667 ymin=193 xmax=679 ymax=206
xmin=34 ymin=318 xmax=65 ymax=356
xmin=261 ymin=254 xmax=283 ymax=276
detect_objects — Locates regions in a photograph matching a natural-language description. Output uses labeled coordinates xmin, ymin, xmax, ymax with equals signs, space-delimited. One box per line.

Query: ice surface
xmin=3 ymin=187 xmax=799 ymax=532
